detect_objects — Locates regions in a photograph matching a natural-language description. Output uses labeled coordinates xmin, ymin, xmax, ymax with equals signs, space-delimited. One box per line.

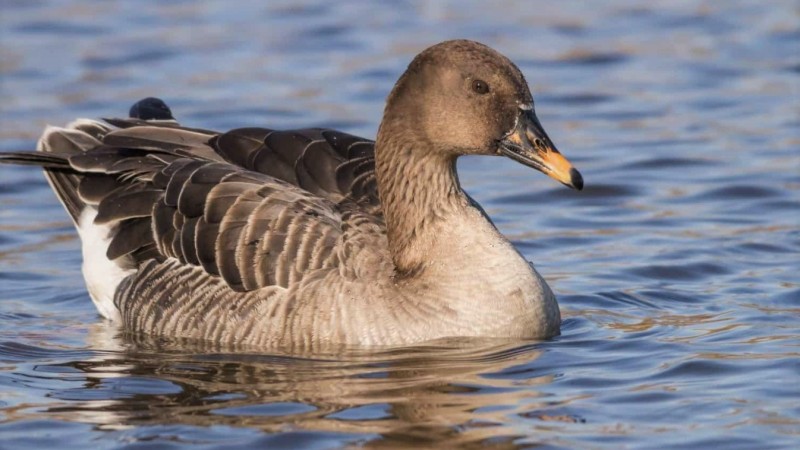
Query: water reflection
xmin=7 ymin=326 xmax=569 ymax=448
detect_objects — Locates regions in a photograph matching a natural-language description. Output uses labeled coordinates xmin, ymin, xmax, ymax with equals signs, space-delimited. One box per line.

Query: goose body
xmin=1 ymin=40 xmax=582 ymax=350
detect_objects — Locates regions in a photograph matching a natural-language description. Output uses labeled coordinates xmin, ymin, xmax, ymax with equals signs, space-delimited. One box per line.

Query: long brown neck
xmin=374 ymin=121 xmax=468 ymax=274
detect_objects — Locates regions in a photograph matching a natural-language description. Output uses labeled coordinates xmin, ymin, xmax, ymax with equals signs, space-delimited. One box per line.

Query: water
xmin=0 ymin=1 xmax=798 ymax=448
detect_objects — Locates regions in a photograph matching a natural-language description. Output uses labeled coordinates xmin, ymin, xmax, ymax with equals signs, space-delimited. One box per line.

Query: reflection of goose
xmin=0 ymin=40 xmax=582 ymax=349
xmin=15 ymin=337 xmax=552 ymax=447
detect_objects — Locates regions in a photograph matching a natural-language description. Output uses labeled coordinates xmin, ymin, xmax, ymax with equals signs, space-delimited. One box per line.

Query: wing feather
xmin=2 ymin=119 xmax=386 ymax=296
xmin=211 ymin=127 xmax=380 ymax=209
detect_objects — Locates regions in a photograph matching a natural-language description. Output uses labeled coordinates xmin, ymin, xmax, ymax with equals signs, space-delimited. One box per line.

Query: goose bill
xmin=498 ymin=108 xmax=583 ymax=190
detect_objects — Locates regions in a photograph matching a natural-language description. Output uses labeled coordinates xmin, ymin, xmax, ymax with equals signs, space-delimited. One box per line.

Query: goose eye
xmin=471 ymin=79 xmax=489 ymax=95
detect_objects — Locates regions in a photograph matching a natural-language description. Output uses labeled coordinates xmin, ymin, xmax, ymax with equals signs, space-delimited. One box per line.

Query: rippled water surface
xmin=1 ymin=1 xmax=798 ymax=448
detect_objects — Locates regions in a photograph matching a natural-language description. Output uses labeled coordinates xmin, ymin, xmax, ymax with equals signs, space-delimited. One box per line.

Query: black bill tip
xmin=569 ymin=168 xmax=584 ymax=191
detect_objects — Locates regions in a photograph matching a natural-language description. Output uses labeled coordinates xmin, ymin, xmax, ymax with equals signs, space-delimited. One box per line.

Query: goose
xmin=0 ymin=40 xmax=583 ymax=350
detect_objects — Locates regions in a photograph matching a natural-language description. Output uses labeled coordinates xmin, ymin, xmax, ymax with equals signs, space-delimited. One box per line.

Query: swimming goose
xmin=0 ymin=40 xmax=583 ymax=349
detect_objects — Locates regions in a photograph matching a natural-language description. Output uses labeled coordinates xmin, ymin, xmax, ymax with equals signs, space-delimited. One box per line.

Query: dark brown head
xmin=379 ymin=39 xmax=582 ymax=190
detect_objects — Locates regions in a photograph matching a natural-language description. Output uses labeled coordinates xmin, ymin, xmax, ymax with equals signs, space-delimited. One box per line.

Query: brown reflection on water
xmin=5 ymin=328 xmax=565 ymax=448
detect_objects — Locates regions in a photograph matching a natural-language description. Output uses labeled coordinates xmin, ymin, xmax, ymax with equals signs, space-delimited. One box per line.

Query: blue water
xmin=1 ymin=1 xmax=798 ymax=448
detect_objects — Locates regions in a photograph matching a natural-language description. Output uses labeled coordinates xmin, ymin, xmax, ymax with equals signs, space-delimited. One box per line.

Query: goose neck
xmin=374 ymin=127 xmax=469 ymax=275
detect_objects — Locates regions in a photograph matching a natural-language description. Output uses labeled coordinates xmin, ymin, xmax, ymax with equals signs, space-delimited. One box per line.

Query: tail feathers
xmin=41 ymin=123 xmax=108 ymax=225
xmin=0 ymin=122 xmax=111 ymax=225
xmin=46 ymin=171 xmax=84 ymax=224
xmin=0 ymin=150 xmax=87 ymax=223
xmin=0 ymin=151 xmax=70 ymax=168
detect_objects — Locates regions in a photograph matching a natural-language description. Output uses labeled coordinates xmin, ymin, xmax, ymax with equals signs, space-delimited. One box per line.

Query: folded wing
xmin=1 ymin=118 xmax=384 ymax=294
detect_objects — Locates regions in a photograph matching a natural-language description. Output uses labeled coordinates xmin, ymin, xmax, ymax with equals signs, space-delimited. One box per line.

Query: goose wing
xmin=106 ymin=118 xmax=381 ymax=213
xmin=209 ymin=127 xmax=380 ymax=214
xmin=2 ymin=119 xmax=383 ymax=293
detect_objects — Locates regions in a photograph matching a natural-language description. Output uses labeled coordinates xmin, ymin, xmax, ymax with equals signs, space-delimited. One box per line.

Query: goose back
xmin=5 ymin=119 xmax=392 ymax=305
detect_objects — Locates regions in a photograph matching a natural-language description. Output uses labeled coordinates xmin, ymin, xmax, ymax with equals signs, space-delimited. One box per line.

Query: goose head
xmin=380 ymin=39 xmax=582 ymax=190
